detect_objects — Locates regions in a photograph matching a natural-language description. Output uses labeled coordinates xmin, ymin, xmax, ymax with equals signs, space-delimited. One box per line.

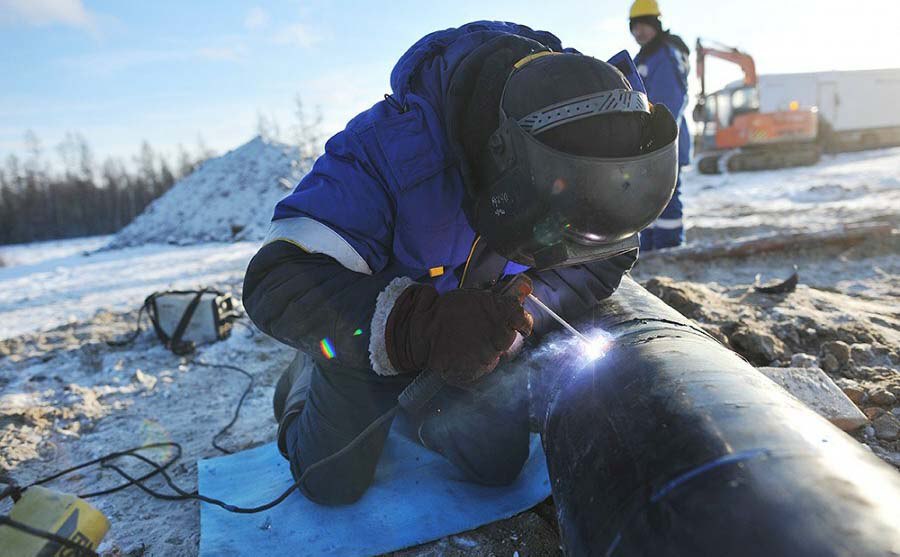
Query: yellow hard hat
xmin=629 ymin=0 xmax=661 ymax=19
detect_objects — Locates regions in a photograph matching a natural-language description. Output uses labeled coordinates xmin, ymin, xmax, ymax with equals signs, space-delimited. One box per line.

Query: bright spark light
xmin=580 ymin=330 xmax=613 ymax=361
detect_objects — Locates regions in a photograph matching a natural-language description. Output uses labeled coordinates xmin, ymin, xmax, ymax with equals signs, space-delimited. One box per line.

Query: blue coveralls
xmin=634 ymin=34 xmax=691 ymax=249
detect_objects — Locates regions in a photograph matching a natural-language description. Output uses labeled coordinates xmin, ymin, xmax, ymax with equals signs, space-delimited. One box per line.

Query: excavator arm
xmin=695 ymin=38 xmax=758 ymax=99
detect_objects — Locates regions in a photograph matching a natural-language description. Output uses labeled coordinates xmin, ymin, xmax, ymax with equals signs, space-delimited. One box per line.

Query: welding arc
xmin=526 ymin=294 xmax=593 ymax=345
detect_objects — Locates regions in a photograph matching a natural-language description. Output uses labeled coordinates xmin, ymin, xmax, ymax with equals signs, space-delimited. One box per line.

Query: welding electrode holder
xmin=397 ymin=368 xmax=445 ymax=415
xmin=397 ymin=274 xmax=534 ymax=415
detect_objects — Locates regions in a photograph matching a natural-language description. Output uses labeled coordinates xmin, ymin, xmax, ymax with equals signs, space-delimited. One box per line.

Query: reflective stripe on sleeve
xmin=264 ymin=217 xmax=373 ymax=275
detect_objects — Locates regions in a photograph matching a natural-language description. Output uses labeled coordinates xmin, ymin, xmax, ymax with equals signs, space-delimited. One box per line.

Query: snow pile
xmin=108 ymin=136 xmax=306 ymax=248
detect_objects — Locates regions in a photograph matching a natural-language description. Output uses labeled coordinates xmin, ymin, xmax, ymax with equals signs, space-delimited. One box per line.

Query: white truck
xmin=757 ymin=68 xmax=900 ymax=152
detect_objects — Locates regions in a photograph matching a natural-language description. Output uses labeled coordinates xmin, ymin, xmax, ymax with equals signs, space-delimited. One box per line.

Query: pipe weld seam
xmin=604 ymin=317 xmax=717 ymax=342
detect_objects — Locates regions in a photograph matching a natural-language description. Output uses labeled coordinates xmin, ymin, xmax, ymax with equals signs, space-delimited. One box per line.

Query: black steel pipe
xmin=529 ymin=277 xmax=900 ymax=556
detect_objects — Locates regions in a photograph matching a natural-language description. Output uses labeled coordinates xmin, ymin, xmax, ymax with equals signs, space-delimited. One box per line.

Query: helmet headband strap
xmin=517 ymin=89 xmax=650 ymax=135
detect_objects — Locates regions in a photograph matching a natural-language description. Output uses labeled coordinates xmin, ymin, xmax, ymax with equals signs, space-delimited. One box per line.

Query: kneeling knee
xmin=464 ymin=450 xmax=528 ymax=487
xmin=290 ymin=457 xmax=373 ymax=506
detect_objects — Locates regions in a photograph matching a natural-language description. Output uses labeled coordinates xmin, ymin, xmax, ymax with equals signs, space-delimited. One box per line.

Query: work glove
xmin=385 ymin=277 xmax=534 ymax=386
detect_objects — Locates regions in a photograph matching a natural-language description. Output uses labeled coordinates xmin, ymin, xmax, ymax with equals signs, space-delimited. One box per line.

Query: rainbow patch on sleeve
xmin=319 ymin=338 xmax=336 ymax=359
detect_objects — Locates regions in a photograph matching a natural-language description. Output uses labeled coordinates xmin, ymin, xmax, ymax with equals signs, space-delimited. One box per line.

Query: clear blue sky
xmin=2 ymin=0 xmax=897 ymax=167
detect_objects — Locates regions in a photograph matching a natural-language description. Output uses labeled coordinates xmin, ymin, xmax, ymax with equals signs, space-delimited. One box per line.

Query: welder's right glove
xmin=385 ymin=283 xmax=534 ymax=386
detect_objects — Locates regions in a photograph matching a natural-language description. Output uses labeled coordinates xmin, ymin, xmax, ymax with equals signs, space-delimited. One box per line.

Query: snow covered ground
xmin=682 ymin=147 xmax=900 ymax=243
xmin=1 ymin=147 xmax=898 ymax=556
xmin=0 ymin=235 xmax=111 ymax=269
xmin=0 ymin=241 xmax=260 ymax=341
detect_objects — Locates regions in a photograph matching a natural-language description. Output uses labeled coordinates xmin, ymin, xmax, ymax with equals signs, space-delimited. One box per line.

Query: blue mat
xmin=198 ymin=419 xmax=550 ymax=556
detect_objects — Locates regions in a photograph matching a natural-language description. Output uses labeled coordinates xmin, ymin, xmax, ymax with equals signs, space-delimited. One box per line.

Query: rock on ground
xmin=757 ymin=367 xmax=868 ymax=431
xmin=873 ymin=413 xmax=900 ymax=441
xmin=869 ymin=389 xmax=898 ymax=407
xmin=790 ymin=353 xmax=818 ymax=368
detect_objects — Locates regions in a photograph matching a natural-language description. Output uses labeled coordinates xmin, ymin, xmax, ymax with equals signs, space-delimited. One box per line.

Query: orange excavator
xmin=693 ymin=39 xmax=820 ymax=174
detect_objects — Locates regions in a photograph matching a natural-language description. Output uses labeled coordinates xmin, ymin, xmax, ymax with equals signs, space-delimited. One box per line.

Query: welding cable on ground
xmin=5 ymin=358 xmax=380 ymax=515
xmin=4 ymin=342 xmax=441 ymax=519
xmin=25 ymin=442 xmax=182 ymax=498
xmin=105 ymin=301 xmax=149 ymax=347
xmin=23 ymin=357 xmax=252 ymax=497
xmin=0 ymin=352 xmax=297 ymax=557
xmin=231 ymin=319 xmax=257 ymax=338
xmin=97 ymin=449 xmax=303 ymax=514
xmin=93 ymin=403 xmax=400 ymax=513
xmin=192 ymin=359 xmax=254 ymax=454
xmin=0 ymin=447 xmax=177 ymax=557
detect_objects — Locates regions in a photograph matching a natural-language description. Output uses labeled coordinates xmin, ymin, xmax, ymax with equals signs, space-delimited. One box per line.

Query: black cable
xmin=99 ymin=453 xmax=302 ymax=514
xmin=15 ymin=357 xmax=279 ymax=513
xmin=192 ymin=359 xmax=254 ymax=454
xmin=96 ymin=404 xmax=399 ymax=513
xmin=15 ymin=345 xmax=400 ymax=516
xmin=28 ymin=442 xmax=182 ymax=499
xmin=18 ymin=401 xmax=400 ymax=515
xmin=25 ymin=357 xmax=251 ymax=500
xmin=0 ymin=474 xmax=22 ymax=502
xmin=0 ymin=515 xmax=99 ymax=557
xmin=106 ymin=301 xmax=149 ymax=347
xmin=231 ymin=319 xmax=256 ymax=337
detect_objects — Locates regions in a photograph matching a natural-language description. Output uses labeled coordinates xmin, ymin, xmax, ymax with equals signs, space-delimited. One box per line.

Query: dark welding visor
xmin=475 ymin=90 xmax=678 ymax=269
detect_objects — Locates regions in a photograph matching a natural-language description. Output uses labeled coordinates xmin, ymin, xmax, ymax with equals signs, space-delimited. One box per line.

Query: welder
xmin=243 ymin=21 xmax=678 ymax=505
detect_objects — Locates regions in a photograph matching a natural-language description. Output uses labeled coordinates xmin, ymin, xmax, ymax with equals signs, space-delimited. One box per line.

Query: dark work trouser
xmin=283 ymin=355 xmax=531 ymax=505
xmin=640 ymin=168 xmax=685 ymax=251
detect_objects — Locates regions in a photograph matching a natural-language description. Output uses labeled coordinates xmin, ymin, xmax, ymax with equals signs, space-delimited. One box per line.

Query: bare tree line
xmin=0 ymin=96 xmax=323 ymax=248
xmin=255 ymin=94 xmax=323 ymax=163
xmin=0 ymin=131 xmax=215 ymax=246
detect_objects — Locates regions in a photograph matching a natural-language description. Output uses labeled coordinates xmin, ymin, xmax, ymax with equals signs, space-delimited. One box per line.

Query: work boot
xmin=273 ymin=351 xmax=313 ymax=457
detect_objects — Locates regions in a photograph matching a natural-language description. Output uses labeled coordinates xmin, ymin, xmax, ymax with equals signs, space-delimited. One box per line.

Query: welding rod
xmin=527 ymin=293 xmax=593 ymax=346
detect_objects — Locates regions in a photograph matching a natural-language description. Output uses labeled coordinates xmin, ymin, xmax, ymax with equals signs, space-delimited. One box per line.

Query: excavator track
xmin=697 ymin=143 xmax=821 ymax=174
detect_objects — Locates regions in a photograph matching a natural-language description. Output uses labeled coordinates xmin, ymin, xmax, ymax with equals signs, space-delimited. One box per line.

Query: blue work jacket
xmin=635 ymin=36 xmax=691 ymax=166
xmin=268 ymin=21 xmax=645 ymax=292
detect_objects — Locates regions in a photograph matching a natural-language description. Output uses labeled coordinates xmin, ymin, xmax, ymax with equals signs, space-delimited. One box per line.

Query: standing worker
xmin=630 ymin=0 xmax=691 ymax=249
xmin=244 ymin=21 xmax=678 ymax=505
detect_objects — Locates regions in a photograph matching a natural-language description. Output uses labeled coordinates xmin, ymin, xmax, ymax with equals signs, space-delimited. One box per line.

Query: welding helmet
xmin=470 ymin=51 xmax=678 ymax=269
